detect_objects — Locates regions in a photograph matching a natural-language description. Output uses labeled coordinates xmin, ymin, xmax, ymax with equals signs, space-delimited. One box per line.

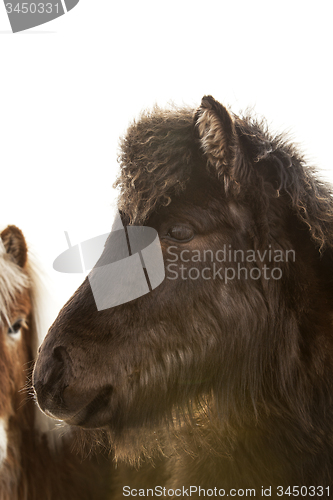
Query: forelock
xmin=115 ymin=105 xmax=198 ymax=224
xmin=0 ymin=252 xmax=29 ymax=326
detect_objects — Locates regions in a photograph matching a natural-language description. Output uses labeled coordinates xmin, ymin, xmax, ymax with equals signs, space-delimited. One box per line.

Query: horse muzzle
xmin=33 ymin=343 xmax=112 ymax=427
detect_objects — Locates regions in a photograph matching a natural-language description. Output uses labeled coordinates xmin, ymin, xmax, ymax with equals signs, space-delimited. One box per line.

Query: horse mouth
xmin=64 ymin=385 xmax=114 ymax=428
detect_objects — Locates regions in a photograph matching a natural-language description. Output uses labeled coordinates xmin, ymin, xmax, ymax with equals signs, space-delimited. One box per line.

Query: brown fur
xmin=34 ymin=97 xmax=333 ymax=498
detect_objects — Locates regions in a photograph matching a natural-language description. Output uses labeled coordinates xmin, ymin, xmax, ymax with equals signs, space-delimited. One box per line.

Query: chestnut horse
xmin=34 ymin=96 xmax=333 ymax=497
xmin=0 ymin=225 xmax=112 ymax=500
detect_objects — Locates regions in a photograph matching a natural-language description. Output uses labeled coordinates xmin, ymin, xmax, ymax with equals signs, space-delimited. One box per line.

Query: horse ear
xmin=194 ymin=95 xmax=237 ymax=175
xmin=0 ymin=225 xmax=28 ymax=268
xmin=194 ymin=96 xmax=281 ymax=194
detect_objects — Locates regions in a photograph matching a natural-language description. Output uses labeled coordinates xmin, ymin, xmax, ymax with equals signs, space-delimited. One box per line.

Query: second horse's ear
xmin=0 ymin=225 xmax=28 ymax=268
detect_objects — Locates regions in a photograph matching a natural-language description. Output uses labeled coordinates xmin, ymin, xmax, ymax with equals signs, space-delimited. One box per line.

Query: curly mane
xmin=116 ymin=102 xmax=333 ymax=251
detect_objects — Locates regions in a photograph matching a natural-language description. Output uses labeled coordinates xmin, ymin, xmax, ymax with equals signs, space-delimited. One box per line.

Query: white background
xmin=0 ymin=1 xmax=332 ymax=325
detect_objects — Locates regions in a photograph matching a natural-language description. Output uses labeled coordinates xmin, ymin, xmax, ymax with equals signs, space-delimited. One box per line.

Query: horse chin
xmin=64 ymin=409 xmax=110 ymax=429
xmin=69 ymin=422 xmax=166 ymax=467
xmin=61 ymin=385 xmax=114 ymax=429
xmin=36 ymin=384 xmax=114 ymax=431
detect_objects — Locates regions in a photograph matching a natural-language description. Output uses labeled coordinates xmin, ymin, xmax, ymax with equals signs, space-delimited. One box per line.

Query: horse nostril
xmin=33 ymin=345 xmax=73 ymax=413
xmin=50 ymin=346 xmax=73 ymax=383
xmin=36 ymin=345 xmax=72 ymax=393
xmin=53 ymin=345 xmax=68 ymax=364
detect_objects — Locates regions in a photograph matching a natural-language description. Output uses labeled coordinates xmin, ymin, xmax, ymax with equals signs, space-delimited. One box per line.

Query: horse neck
xmin=0 ymin=397 xmax=32 ymax=500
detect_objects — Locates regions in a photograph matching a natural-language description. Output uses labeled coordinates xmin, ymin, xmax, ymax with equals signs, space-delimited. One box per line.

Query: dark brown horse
xmin=0 ymin=225 xmax=112 ymax=500
xmin=33 ymin=96 xmax=333 ymax=498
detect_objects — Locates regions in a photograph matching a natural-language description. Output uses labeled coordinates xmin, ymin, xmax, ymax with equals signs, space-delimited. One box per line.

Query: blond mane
xmin=0 ymin=233 xmax=67 ymax=449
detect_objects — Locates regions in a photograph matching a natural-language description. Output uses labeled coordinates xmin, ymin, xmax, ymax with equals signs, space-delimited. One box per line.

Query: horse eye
xmin=167 ymin=225 xmax=194 ymax=242
xmin=8 ymin=320 xmax=23 ymax=336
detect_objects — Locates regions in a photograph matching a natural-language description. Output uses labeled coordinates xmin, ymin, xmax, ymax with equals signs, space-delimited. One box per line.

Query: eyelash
xmin=8 ymin=319 xmax=25 ymax=335
xmin=165 ymin=225 xmax=194 ymax=242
